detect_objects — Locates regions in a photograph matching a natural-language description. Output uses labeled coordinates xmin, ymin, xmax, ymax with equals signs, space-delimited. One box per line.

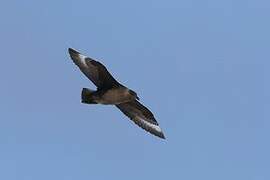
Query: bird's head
xmin=129 ymin=89 xmax=140 ymax=100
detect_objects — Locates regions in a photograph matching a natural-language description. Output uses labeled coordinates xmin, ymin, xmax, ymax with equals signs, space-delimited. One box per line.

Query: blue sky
xmin=0 ymin=0 xmax=269 ymax=179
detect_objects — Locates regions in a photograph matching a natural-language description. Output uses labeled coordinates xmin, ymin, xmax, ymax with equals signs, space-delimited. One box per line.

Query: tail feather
xmin=81 ymin=88 xmax=97 ymax=104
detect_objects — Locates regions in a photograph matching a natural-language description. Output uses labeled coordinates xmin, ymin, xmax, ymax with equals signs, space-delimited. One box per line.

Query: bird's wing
xmin=68 ymin=48 xmax=120 ymax=89
xmin=116 ymin=100 xmax=165 ymax=139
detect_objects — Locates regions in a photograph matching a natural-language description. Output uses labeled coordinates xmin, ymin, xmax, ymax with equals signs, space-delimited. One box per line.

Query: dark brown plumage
xmin=68 ymin=48 xmax=165 ymax=139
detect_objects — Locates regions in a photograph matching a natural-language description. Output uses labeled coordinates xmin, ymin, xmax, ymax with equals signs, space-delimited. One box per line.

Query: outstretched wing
xmin=68 ymin=48 xmax=120 ymax=89
xmin=116 ymin=100 xmax=165 ymax=139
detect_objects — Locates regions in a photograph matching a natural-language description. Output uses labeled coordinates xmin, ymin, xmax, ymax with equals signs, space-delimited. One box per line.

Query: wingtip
xmin=157 ymin=131 xmax=166 ymax=139
xmin=161 ymin=134 xmax=166 ymax=139
xmin=68 ymin=48 xmax=79 ymax=55
xmin=146 ymin=122 xmax=166 ymax=140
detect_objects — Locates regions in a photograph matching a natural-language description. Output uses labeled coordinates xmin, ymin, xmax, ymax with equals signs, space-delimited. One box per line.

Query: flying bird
xmin=68 ymin=48 xmax=165 ymax=139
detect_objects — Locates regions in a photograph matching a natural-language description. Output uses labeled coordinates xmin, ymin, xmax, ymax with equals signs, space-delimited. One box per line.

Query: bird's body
xmin=83 ymin=87 xmax=136 ymax=105
xmin=68 ymin=48 xmax=165 ymax=139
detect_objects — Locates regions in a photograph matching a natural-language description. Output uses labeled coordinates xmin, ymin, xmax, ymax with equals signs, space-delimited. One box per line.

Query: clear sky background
xmin=0 ymin=0 xmax=269 ymax=179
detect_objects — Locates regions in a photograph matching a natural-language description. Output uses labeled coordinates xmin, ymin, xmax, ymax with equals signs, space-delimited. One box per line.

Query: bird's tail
xmin=81 ymin=88 xmax=97 ymax=104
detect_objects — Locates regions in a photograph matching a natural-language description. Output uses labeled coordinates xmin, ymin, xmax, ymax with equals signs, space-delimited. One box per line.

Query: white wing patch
xmin=144 ymin=120 xmax=163 ymax=133
xmin=78 ymin=53 xmax=88 ymax=66
xmin=136 ymin=116 xmax=163 ymax=134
